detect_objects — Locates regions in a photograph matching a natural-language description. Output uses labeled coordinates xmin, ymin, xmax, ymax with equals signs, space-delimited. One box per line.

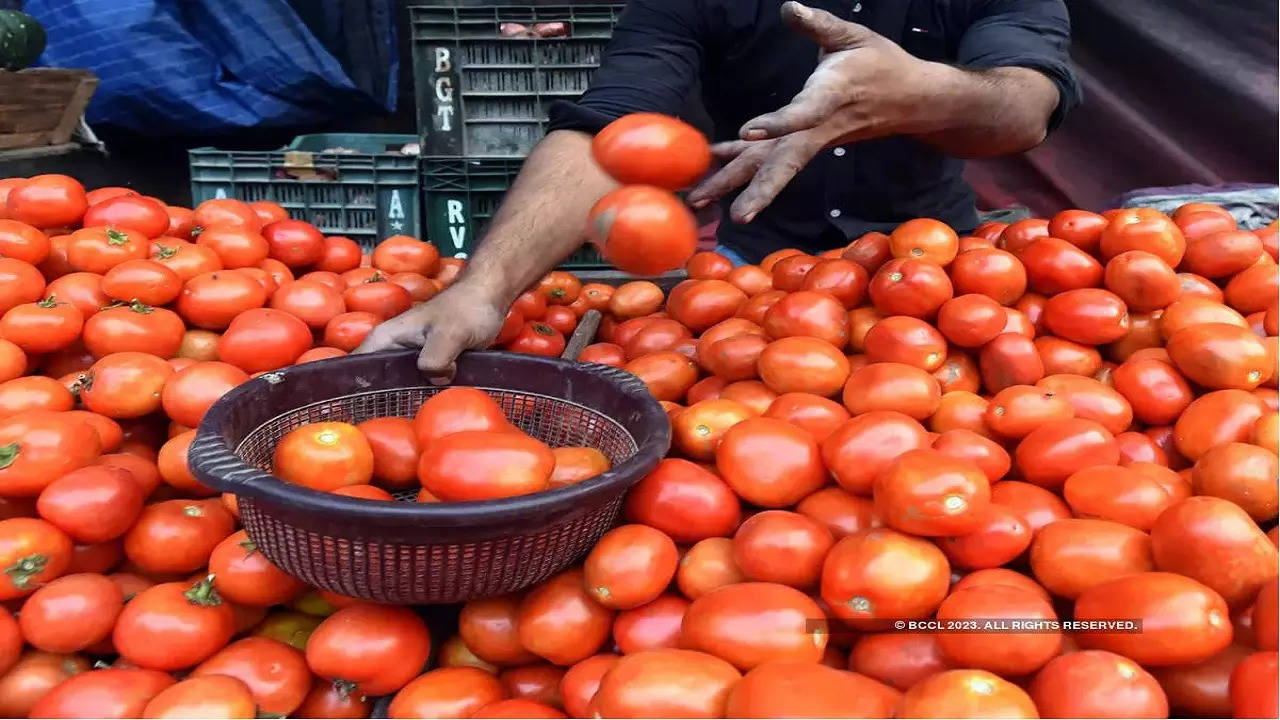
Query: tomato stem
xmin=365 ymin=272 xmax=384 ymax=283
xmin=183 ymin=575 xmax=224 ymax=607
xmin=126 ymin=299 xmax=155 ymax=314
xmin=240 ymin=539 xmax=258 ymax=556
xmin=154 ymin=244 xmax=179 ymax=260
xmin=76 ymin=371 xmax=94 ymax=393
xmin=36 ymin=295 xmax=59 ymax=308
xmin=191 ymin=226 xmax=205 ymax=238
xmin=182 ymin=504 xmax=204 ymax=517
xmin=4 ymin=552 xmax=48 ymax=589
xmin=106 ymin=228 xmax=129 ymax=245
xmin=332 ymin=678 xmax=358 ymax=701
xmin=0 ymin=442 xmax=18 ymax=469
xmin=532 ymin=323 xmax=556 ymax=336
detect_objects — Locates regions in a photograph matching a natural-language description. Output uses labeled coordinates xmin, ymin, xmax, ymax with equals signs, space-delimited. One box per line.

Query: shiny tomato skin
xmin=1173 ymin=389 xmax=1265 ymax=461
xmin=112 ymin=577 xmax=235 ymax=670
xmin=821 ymin=528 xmax=950 ymax=622
xmin=1100 ymin=208 xmax=1186 ymax=267
xmin=207 ymin=530 xmax=306 ymax=608
xmin=1019 ymin=236 xmax=1104 ymax=295
xmin=274 ymin=421 xmax=373 ymax=492
xmin=122 ymin=498 xmax=233 ymax=575
xmin=678 ymin=537 xmax=749 ymax=600
xmin=625 ymin=460 xmax=742 ymax=543
xmin=1167 ymin=322 xmax=1270 ymax=390
xmin=588 ymin=186 xmax=696 ymax=276
xmin=731 ymin=510 xmax=834 ymax=589
xmin=613 ymin=594 xmax=689 ymax=654
xmin=1030 ymin=518 xmax=1153 ymax=599
xmin=306 ymin=604 xmax=432 ymax=697
xmin=680 ymin=582 xmax=826 ymax=670
xmin=1014 ymin=418 xmax=1119 ymax=489
xmin=821 ymin=410 xmax=931 ymax=495
xmin=979 ymin=332 xmax=1044 ymax=392
xmin=935 ymin=583 xmax=1061 ymax=676
xmin=1230 ymin=651 xmax=1279 ymax=719
xmin=560 ymin=654 xmax=618 ymax=718
xmin=191 ymin=636 xmax=310 ymax=716
xmin=517 ymin=568 xmax=614 ymax=666
xmin=35 ymin=465 xmax=144 ymax=544
xmin=715 ymin=417 xmax=825 ymax=508
xmin=218 ymin=308 xmax=312 ymax=373
xmin=1113 ymin=358 xmax=1194 ymax=426
xmin=726 ymin=661 xmax=901 ymax=718
xmin=29 ymin=668 xmax=175 ymax=719
xmin=419 ymin=430 xmax=553 ymax=501
xmin=159 ymin=361 xmax=249 ymax=429
xmin=1030 ymin=650 xmax=1168 ymax=718
xmin=949 ymin=247 xmax=1027 ymax=305
xmin=1042 ymin=287 xmax=1131 ymax=345
xmin=5 ymin=175 xmax=87 ymax=229
xmin=1049 ymin=209 xmax=1108 ymax=252
xmin=584 ymin=524 xmax=678 ymax=610
xmin=873 ymin=448 xmax=991 ymax=537
xmin=590 ymin=648 xmax=741 ymax=718
xmin=592 ymin=113 xmax=711 ymax=190
xmin=896 ymin=669 xmax=1037 ymax=718
xmin=759 ymin=336 xmax=851 ymax=397
xmin=864 ymin=315 xmax=948 ymax=371
xmin=1075 ymin=572 xmax=1233 ymax=666
xmin=937 ymin=503 xmax=1030 ymax=570
xmin=998 ymin=217 xmax=1050 ymax=253
xmin=1149 ymin=495 xmax=1278 ymax=609
xmin=868 ymin=258 xmax=954 ymax=318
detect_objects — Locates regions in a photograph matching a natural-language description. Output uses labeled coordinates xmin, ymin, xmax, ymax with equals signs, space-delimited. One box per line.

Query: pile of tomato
xmin=0 ymin=168 xmax=1277 ymax=720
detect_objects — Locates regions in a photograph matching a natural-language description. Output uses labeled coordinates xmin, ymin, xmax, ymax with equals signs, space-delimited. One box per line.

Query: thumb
xmin=416 ymin=325 xmax=466 ymax=384
xmin=781 ymin=1 xmax=875 ymax=51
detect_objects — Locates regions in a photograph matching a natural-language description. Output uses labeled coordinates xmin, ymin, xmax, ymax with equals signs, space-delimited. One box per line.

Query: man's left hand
xmin=688 ymin=1 xmax=947 ymax=223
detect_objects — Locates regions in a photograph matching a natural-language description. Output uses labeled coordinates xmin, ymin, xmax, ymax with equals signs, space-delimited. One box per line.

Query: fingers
xmin=687 ymin=143 xmax=771 ymax=210
xmin=352 ymin=322 xmax=419 ymax=355
xmin=781 ymin=1 xmax=876 ymax=50
xmin=739 ymin=85 xmax=841 ymax=140
xmin=710 ymin=140 xmax=752 ymax=163
xmin=729 ymin=132 xmax=824 ymax=224
xmin=416 ymin=323 xmax=473 ymax=385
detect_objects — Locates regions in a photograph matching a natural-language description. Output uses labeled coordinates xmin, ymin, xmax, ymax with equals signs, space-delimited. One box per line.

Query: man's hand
xmin=353 ymin=280 xmax=507 ymax=384
xmin=688 ymin=1 xmax=942 ymax=223
xmin=688 ymin=0 xmax=1058 ymax=224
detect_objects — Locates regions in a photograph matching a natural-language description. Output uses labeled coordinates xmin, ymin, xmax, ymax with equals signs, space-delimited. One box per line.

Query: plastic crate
xmin=422 ymin=157 xmax=606 ymax=267
xmin=410 ymin=2 xmax=624 ymax=157
xmin=188 ymin=134 xmax=422 ymax=249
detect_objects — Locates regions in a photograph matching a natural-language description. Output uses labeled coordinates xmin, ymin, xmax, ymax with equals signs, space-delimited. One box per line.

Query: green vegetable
xmin=0 ymin=10 xmax=47 ymax=71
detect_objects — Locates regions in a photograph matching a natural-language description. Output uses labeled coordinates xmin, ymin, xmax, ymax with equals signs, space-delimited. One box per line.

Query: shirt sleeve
xmin=957 ymin=0 xmax=1082 ymax=131
xmin=546 ymin=0 xmax=705 ymax=135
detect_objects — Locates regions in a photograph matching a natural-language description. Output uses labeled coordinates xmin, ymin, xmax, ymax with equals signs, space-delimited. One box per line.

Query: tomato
xmin=1112 ymin=357 xmax=1194 ymax=425
xmin=1183 ymin=229 xmax=1263 ymax=278
xmin=205 ymin=530 xmax=305 ymax=608
xmin=287 ymin=677 xmax=368 ymax=719
xmin=728 ymin=510 xmax=833 ymax=589
xmin=78 ymin=352 xmax=173 ymax=419
xmin=305 ymin=238 xmax=358 ymax=276
xmin=936 ymin=583 xmax=1061 ymax=676
xmin=1041 ymin=288 xmax=1131 ymax=345
xmin=868 ymin=258 xmax=953 ymax=319
xmin=791 ymin=489 xmax=875 ymax=542
xmin=347 ymin=417 xmax=419 ymax=490
xmin=821 ymin=410 xmax=930 ymax=495
xmin=1030 ymin=650 xmax=1168 ymax=718
xmin=62 ymin=411 xmax=121 ymax=452
xmin=862 ymin=315 xmax=945 ymax=371
xmin=499 ymin=663 xmax=563 ymax=707
xmin=886 ymin=217 xmax=959 ymax=266
xmin=175 ymin=270 xmax=265 ymax=330
xmin=413 ymin=387 xmax=511 ymax=448
xmin=218 ymin=308 xmax=311 ymax=372
xmin=796 ymin=260 xmax=866 ymax=311
xmin=65 ymin=226 xmax=148 ymax=274
xmin=588 ymin=186 xmax=696 ymax=275
xmin=123 ymin=499 xmax=234 ymax=574
xmin=612 ymin=593 xmax=688 ymax=654
xmin=670 ymin=398 xmax=748 ymax=461
xmin=0 ymin=375 xmax=71 ymax=417
xmin=1225 ymin=262 xmax=1278 ymax=314
xmin=0 ymin=650 xmax=91 ymax=717
xmin=0 ymin=295 xmax=82 ymax=356
xmin=949 ymin=247 xmax=1027 ymax=306
xmin=624 ymin=459 xmax=741 ymax=543
xmin=81 ymin=302 xmax=184 ymax=359
xmin=192 ymin=198 xmax=261 ymax=232
xmin=0 ymin=219 xmax=50 ymax=267
xmin=841 ymin=361 xmax=939 ymax=421
xmin=769 ymin=254 xmax=820 ymax=292
xmin=899 ymin=668 xmax=1037 ymax=717
xmin=437 ymin=634 xmax=498 ymax=673
xmin=35 ymin=464 xmax=143 ymax=544
xmin=821 ymin=528 xmax=950 ymax=622
xmin=982 ymin=384 xmax=1069 ymax=439
xmin=254 ymin=219 xmax=322 ymax=268
xmin=844 ymin=633 xmax=948 ymax=694
xmin=458 ymin=594 xmax=538 ymax=666
xmin=937 ymin=503 xmax=1029 ymax=570
xmin=591 ymin=114 xmax=710 ymax=189
xmin=190 ymin=637 xmax=310 ymax=717
xmin=1075 ymin=572 xmax=1232 ymax=666
xmin=1047 ymin=208 xmax=1107 ymax=251
xmin=582 ymin=524 xmax=678 ymax=610
xmin=1230 ymin=651 xmax=1279 ymax=718
xmin=507 ymin=321 xmax=566 ymax=357
xmin=151 ymin=239 xmax=222 ymax=282
xmin=624 ymin=351 xmax=697 ymax=401
xmin=0 ymin=412 xmax=102 ymax=497
xmin=78 ymin=196 xmax=167 ymax=240
xmin=17 ymin=572 xmax=120 ymax=654
xmin=320 ymin=311 xmax=376 ymax=351
xmin=1100 ymin=208 xmax=1186 ymax=267
xmin=30 ymin=667 xmax=175 ymax=719
xmin=758 ymin=291 xmax=847 ymax=349
xmin=714 ymin=416 xmax=824 ymax=508
xmin=873 ymin=448 xmax=990 ymax=537
xmin=666 ymin=280 xmax=747 ymax=334
xmin=1191 ymin=442 xmax=1277 ymax=523
xmin=383 ymin=666 xmax=501 ymax=719
xmin=560 ymin=655 xmax=618 ymax=718
xmin=997 ymin=217 xmax=1050 ymax=253
xmin=473 ymin=699 xmax=565 ymax=718
xmin=675 ymin=537 xmax=746 ymax=601
xmin=272 ymin=421 xmax=373 ymax=492
xmin=159 ymin=361 xmax=248 ymax=428
xmin=757 ymin=395 xmax=845 ymax=446
xmin=194 ymin=226 xmax=269 ymax=269
xmin=1018 ymin=237 xmax=1102 ymax=295
xmin=1167 ymin=322 xmax=1270 ymax=390
xmin=681 ymin=582 xmax=826 ymax=671
xmin=518 ymin=568 xmax=614 ymax=665
xmin=541 ymin=306 xmax=577 ymax=336
xmin=1161 ymin=297 xmax=1247 ymax=340
xmin=752 ymin=336 xmax=849 ymax=398
xmin=1013 ymin=417 xmax=1119 ymax=489
xmin=110 ymin=575 xmax=234 ymax=670
xmin=138 ymin=674 xmax=254 ymax=718
xmin=420 ymin=429 xmax=552 ymax=500
xmin=5 ymin=175 xmax=87 ymax=228
xmin=1150 ymin=496 xmax=1277 ymax=609
xmin=591 ymin=648 xmax=740 ymax=718
xmin=1028 ymin=518 xmax=1152 ymax=599
xmin=1174 ymin=389 xmax=1265 ymax=461
xmin=0 ymin=258 xmax=45 ymax=320
xmin=305 ymin=603 xmax=432 ymax=698
xmin=623 ymin=318 xmax=689 ymax=359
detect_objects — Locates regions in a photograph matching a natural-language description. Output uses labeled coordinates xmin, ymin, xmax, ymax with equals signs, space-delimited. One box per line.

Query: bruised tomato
xmin=588 ymin=186 xmax=696 ymax=276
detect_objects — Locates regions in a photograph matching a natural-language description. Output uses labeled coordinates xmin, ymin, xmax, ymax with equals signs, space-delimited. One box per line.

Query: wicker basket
xmin=188 ymin=349 xmax=670 ymax=604
xmin=0 ymin=68 xmax=98 ymax=150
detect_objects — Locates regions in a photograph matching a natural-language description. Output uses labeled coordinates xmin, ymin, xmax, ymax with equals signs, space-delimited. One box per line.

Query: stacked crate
xmin=411 ymin=1 xmax=623 ymax=267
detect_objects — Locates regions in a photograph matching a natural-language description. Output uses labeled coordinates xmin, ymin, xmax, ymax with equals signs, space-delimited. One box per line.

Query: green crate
xmin=188 ymin=133 xmax=421 ymax=249
xmin=422 ymin=157 xmax=607 ymax=268
xmin=410 ymin=2 xmax=624 ymax=157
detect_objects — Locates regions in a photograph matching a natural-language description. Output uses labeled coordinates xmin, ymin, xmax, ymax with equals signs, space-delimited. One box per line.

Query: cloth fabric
xmin=1112 ymin=183 xmax=1279 ymax=231
xmin=23 ymin=0 xmax=396 ymax=133
xmin=548 ymin=0 xmax=1081 ymax=263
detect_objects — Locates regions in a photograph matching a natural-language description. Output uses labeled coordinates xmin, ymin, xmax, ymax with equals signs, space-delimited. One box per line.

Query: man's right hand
xmin=352 ymin=280 xmax=508 ymax=384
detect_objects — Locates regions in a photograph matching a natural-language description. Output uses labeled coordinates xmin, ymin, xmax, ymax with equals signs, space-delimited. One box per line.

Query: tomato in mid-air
xmin=588 ymin=186 xmax=697 ymax=276
xmin=591 ymin=113 xmax=711 ymax=190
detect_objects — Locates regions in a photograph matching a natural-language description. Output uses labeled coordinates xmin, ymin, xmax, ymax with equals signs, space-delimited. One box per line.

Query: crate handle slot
xmin=277 ymin=151 xmax=339 ymax=182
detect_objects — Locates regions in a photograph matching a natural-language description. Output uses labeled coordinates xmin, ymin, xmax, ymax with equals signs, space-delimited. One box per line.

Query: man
xmin=359 ymin=0 xmax=1079 ymax=380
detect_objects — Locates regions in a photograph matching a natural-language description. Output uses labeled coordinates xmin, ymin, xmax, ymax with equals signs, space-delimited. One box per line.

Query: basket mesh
xmin=229 ymin=386 xmax=639 ymax=603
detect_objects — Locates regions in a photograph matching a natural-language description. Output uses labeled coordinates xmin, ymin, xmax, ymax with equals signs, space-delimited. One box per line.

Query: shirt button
xmin=833 ymin=147 xmax=846 ymax=157
xmin=829 ymin=209 xmax=842 ymax=218
xmin=852 ymin=2 xmax=862 ymax=12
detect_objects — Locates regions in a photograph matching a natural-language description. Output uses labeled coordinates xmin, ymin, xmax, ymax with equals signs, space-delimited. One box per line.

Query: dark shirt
xmin=547 ymin=0 xmax=1081 ymax=262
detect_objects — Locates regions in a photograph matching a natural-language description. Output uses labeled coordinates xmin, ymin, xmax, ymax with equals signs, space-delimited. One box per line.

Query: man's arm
xmin=354 ymin=0 xmax=705 ymax=380
xmin=690 ymin=0 xmax=1078 ymax=222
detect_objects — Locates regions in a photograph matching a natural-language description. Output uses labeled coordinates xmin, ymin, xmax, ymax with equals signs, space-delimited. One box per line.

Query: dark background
xmin=4 ymin=0 xmax=1277 ymax=214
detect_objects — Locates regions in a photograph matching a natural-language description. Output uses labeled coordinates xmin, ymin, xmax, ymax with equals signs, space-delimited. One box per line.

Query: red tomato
xmin=1149 ymin=496 xmax=1278 ymax=609
xmin=1231 ymin=651 xmax=1279 ymax=718
xmin=1030 ymin=650 xmax=1168 ymax=718
xmin=584 ymin=524 xmax=678 ymax=609
xmin=342 ymin=275 xmax=411 ymax=320
xmin=307 ymin=604 xmax=432 ymax=697
xmin=517 ymin=568 xmax=614 ymax=666
xmin=387 ymin=667 xmax=505 ymax=719
xmin=218 ymin=308 xmax=312 ymax=373
xmin=29 ymin=668 xmax=175 ymax=719
xmin=897 ymin=669 xmax=1037 ymax=718
xmin=715 ymin=417 xmax=824 ymax=508
xmin=112 ymin=576 xmax=235 ymax=670
xmin=82 ymin=196 xmax=169 ymax=238
xmin=591 ymin=649 xmax=740 ymax=718
xmin=5 ymin=175 xmax=87 ymax=229
xmin=36 ymin=465 xmax=144 ymax=544
xmin=613 ymin=594 xmax=688 ymax=654
xmin=508 ymin=322 xmax=566 ymax=357
xmin=122 ymin=498 xmax=232 ymax=574
xmin=18 ymin=572 xmax=123 ymax=653
xmin=192 ymin=636 xmax=310 ymax=716
xmin=731 ymin=510 xmax=834 ymax=589
xmin=624 ymin=459 xmax=741 ymax=543
xmin=82 ymin=302 xmax=185 ymax=359
xmin=419 ymin=430 xmax=553 ymax=501
xmin=821 ymin=528 xmax=950 ymax=622
xmin=1100 ymin=208 xmax=1186 ymax=267
xmin=273 ymin=422 xmax=373 ymax=492
xmin=592 ymin=113 xmax=710 ymax=190
xmin=1075 ymin=572 xmax=1232 ymax=666
xmin=588 ymin=186 xmax=697 ymax=275
xmin=998 ymin=217 xmax=1050 ymax=253
xmin=261 ymin=219 xmax=324 ymax=268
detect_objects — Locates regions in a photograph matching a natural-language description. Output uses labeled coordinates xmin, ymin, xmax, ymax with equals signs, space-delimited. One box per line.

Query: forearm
xmin=909 ymin=65 xmax=1060 ymax=158
xmin=452 ymin=130 xmax=618 ymax=306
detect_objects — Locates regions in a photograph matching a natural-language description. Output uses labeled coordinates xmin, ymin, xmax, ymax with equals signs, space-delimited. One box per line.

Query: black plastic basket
xmin=187 ymin=348 xmax=669 ymax=604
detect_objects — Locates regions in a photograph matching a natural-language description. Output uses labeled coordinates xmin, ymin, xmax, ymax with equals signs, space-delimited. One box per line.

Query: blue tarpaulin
xmin=22 ymin=0 xmax=397 ymax=134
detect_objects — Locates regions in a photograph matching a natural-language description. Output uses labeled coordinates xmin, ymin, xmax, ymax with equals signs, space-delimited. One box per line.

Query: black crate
xmin=189 ymin=134 xmax=421 ymax=249
xmin=410 ymin=2 xmax=623 ymax=158
xmin=422 ymin=157 xmax=606 ymax=267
